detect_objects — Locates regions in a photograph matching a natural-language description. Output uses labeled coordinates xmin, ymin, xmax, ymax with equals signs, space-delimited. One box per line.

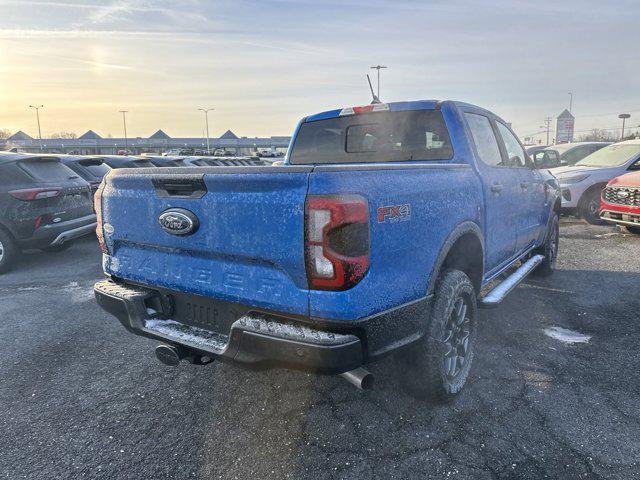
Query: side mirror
xmin=531 ymin=152 xmax=545 ymax=169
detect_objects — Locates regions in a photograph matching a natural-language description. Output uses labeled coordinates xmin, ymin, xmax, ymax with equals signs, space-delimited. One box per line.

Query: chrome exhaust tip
xmin=155 ymin=344 xmax=182 ymax=366
xmin=339 ymin=367 xmax=374 ymax=390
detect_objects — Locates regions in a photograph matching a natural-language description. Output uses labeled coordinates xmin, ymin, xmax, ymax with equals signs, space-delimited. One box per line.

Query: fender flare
xmin=0 ymin=220 xmax=18 ymax=241
xmin=426 ymin=221 xmax=484 ymax=296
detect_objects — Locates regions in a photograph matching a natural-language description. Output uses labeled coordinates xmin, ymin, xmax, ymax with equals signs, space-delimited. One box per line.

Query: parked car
xmin=56 ymin=155 xmax=111 ymax=193
xmin=551 ymin=140 xmax=640 ymax=224
xmin=531 ymin=149 xmax=562 ymax=169
xmin=98 ymin=155 xmax=157 ymax=169
xmin=0 ymin=153 xmax=96 ymax=273
xmin=600 ymin=171 xmax=640 ymax=234
xmin=213 ymin=149 xmax=237 ymax=157
xmin=93 ymin=99 xmax=560 ymax=399
xmin=544 ymin=142 xmax=611 ymax=167
xmin=525 ymin=145 xmax=547 ymax=156
xmin=257 ymin=150 xmax=284 ymax=158
xmin=162 ymin=149 xmax=189 ymax=156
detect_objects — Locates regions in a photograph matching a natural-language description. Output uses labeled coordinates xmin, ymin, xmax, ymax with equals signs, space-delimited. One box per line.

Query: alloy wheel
xmin=443 ymin=297 xmax=471 ymax=380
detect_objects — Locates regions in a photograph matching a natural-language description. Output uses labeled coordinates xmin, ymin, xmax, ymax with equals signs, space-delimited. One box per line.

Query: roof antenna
xmin=367 ymin=74 xmax=381 ymax=104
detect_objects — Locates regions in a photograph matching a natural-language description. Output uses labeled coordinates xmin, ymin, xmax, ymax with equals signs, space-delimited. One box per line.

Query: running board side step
xmin=479 ymin=254 xmax=545 ymax=309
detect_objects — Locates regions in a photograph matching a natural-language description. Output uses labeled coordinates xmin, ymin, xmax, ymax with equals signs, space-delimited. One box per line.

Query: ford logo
xmin=617 ymin=190 xmax=630 ymax=199
xmin=158 ymin=208 xmax=199 ymax=236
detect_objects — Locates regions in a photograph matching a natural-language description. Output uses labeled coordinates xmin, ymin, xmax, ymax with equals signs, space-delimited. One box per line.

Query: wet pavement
xmin=1 ymin=218 xmax=639 ymax=479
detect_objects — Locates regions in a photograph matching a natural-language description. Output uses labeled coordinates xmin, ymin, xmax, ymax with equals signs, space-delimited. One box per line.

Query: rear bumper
xmin=19 ymin=214 xmax=96 ymax=249
xmin=94 ymin=279 xmax=429 ymax=374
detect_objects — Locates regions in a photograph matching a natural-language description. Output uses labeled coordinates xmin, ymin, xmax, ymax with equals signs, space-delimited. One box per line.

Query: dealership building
xmin=1 ymin=129 xmax=291 ymax=155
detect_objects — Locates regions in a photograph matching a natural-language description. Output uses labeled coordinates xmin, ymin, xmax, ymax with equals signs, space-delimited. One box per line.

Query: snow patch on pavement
xmin=62 ymin=281 xmax=95 ymax=303
xmin=544 ymin=326 xmax=591 ymax=344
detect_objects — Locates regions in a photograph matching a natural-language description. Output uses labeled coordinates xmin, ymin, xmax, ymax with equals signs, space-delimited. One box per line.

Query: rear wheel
xmin=0 ymin=229 xmax=18 ymax=274
xmin=398 ymin=269 xmax=477 ymax=400
xmin=625 ymin=225 xmax=640 ymax=235
xmin=533 ymin=213 xmax=559 ymax=277
xmin=579 ymin=188 xmax=606 ymax=225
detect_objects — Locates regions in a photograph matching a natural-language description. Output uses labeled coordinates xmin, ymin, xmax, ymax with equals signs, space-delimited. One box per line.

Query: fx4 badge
xmin=377 ymin=204 xmax=411 ymax=223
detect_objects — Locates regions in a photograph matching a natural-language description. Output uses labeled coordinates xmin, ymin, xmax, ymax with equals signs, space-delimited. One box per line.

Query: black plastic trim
xmin=94 ymin=279 xmax=431 ymax=373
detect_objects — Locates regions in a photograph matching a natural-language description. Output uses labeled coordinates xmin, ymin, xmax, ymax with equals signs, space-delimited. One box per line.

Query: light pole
xmin=619 ymin=113 xmax=631 ymax=140
xmin=568 ymin=91 xmax=573 ymax=114
xmin=29 ymin=105 xmax=44 ymax=150
xmin=119 ymin=110 xmax=128 ymax=152
xmin=198 ymin=108 xmax=214 ymax=155
xmin=369 ymin=65 xmax=387 ymax=99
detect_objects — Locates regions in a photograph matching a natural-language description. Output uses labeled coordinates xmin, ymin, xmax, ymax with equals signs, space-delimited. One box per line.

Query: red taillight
xmin=94 ymin=182 xmax=107 ymax=254
xmin=9 ymin=188 xmax=62 ymax=201
xmin=304 ymin=195 xmax=370 ymax=290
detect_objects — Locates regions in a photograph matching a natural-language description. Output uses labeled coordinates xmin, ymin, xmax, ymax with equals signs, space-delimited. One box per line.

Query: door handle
xmin=491 ymin=184 xmax=503 ymax=193
xmin=520 ymin=182 xmax=529 ymax=189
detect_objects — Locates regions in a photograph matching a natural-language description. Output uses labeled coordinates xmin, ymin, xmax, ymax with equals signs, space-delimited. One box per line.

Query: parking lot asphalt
xmin=0 ymin=218 xmax=639 ymax=480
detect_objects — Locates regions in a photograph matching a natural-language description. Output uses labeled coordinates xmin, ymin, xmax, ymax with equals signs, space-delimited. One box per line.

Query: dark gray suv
xmin=0 ymin=152 xmax=96 ymax=273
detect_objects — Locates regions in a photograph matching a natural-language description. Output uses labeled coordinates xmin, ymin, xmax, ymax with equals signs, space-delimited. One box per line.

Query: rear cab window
xmin=18 ymin=159 xmax=80 ymax=182
xmin=289 ymin=109 xmax=453 ymax=164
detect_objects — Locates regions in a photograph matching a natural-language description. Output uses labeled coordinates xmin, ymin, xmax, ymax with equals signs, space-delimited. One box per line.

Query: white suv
xmin=550 ymin=140 xmax=640 ymax=224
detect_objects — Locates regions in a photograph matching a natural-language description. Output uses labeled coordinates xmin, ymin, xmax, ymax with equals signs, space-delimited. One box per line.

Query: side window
xmin=464 ymin=113 xmax=502 ymax=167
xmin=496 ymin=122 xmax=526 ymax=168
xmin=562 ymin=146 xmax=588 ymax=165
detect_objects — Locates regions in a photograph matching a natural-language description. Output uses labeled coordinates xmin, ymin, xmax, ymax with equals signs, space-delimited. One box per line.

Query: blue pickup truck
xmin=94 ymin=100 xmax=560 ymax=398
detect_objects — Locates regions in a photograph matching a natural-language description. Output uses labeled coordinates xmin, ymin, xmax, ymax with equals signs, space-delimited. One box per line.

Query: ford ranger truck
xmin=93 ymin=100 xmax=560 ymax=398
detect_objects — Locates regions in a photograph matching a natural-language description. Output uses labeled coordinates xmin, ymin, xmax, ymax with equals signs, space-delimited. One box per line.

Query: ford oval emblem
xmin=617 ymin=190 xmax=630 ymax=198
xmin=158 ymin=208 xmax=199 ymax=236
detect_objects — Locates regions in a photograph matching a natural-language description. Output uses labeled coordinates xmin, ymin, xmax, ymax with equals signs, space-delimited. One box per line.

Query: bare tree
xmin=577 ymin=129 xmax=617 ymax=142
xmin=0 ymin=129 xmax=12 ymax=140
xmin=48 ymin=132 xmax=78 ymax=139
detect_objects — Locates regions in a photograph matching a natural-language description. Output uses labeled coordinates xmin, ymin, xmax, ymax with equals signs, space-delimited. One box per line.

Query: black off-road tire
xmin=532 ymin=213 xmax=559 ymax=277
xmin=579 ymin=188 xmax=606 ymax=225
xmin=625 ymin=225 xmax=640 ymax=235
xmin=398 ymin=269 xmax=477 ymax=400
xmin=0 ymin=229 xmax=18 ymax=274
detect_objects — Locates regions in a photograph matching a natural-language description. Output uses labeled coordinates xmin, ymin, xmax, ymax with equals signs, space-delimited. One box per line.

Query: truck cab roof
xmin=304 ymin=100 xmax=505 ymax=124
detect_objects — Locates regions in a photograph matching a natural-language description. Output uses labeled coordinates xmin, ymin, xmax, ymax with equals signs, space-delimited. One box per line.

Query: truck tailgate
xmin=100 ymin=167 xmax=312 ymax=316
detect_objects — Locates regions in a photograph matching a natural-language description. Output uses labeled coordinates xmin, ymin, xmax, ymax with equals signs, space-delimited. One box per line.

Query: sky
xmin=1 ymin=0 xmax=639 ymax=142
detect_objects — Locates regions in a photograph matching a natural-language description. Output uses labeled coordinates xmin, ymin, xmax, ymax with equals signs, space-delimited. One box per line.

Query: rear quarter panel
xmin=308 ymin=164 xmax=482 ymax=320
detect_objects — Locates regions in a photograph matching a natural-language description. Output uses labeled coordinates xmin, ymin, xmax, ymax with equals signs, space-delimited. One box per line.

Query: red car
xmin=601 ymin=171 xmax=640 ymax=234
